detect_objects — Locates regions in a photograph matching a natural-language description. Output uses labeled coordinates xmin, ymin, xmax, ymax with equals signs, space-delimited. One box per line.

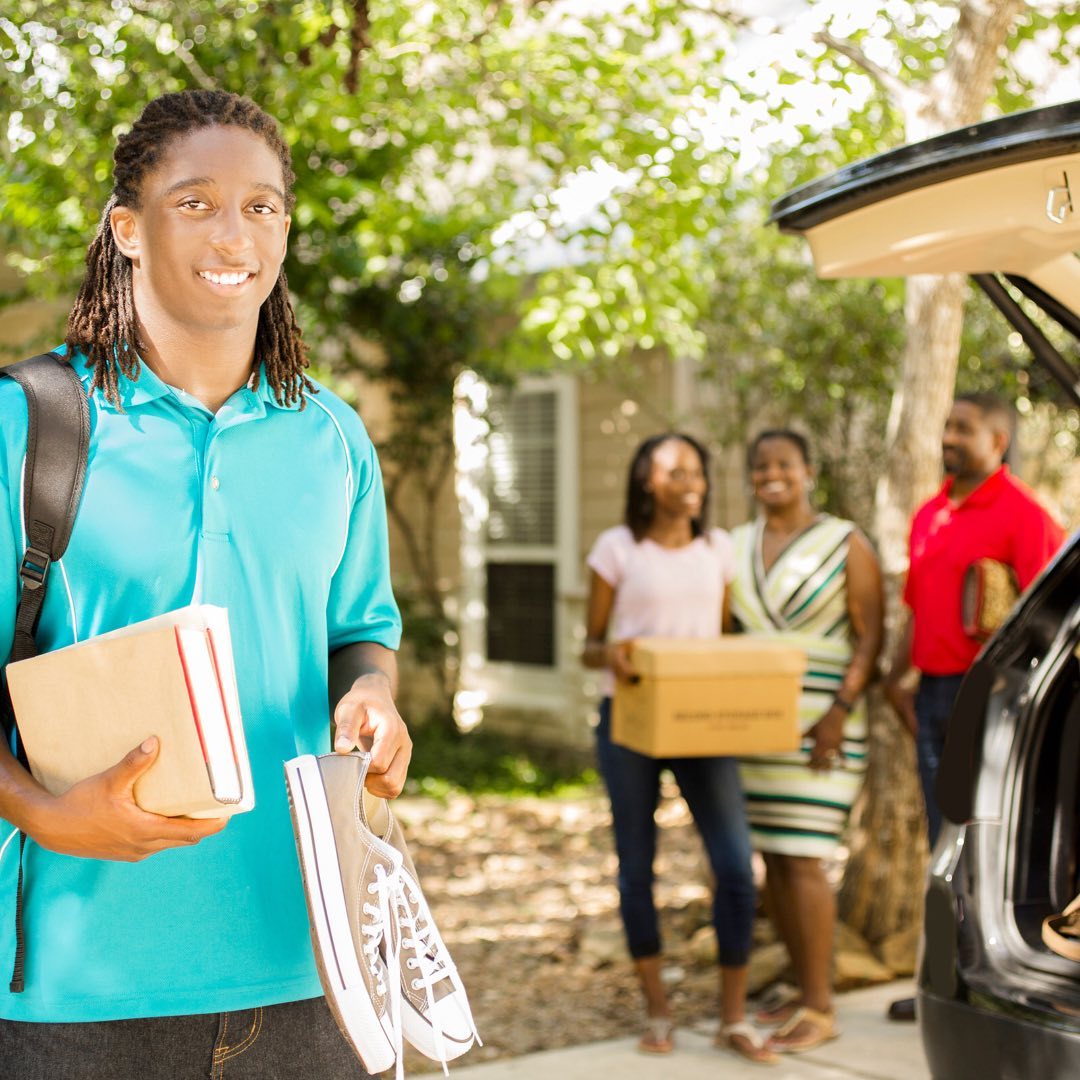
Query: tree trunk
xmin=837 ymin=0 xmax=1025 ymax=944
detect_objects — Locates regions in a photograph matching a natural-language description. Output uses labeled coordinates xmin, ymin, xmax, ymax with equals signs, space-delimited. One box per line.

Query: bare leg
xmin=767 ymin=855 xmax=838 ymax=1053
xmin=634 ymin=955 xmax=674 ymax=1053
xmin=718 ymin=964 xmax=779 ymax=1064
xmin=720 ymin=963 xmax=749 ymax=1024
xmin=778 ymin=855 xmax=834 ymax=1015
xmin=757 ymin=854 xmax=804 ymax=1022
xmin=634 ymin=955 xmax=671 ymax=1018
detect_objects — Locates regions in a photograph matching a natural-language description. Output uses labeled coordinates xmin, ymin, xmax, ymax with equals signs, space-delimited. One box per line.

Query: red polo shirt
xmin=904 ymin=466 xmax=1065 ymax=675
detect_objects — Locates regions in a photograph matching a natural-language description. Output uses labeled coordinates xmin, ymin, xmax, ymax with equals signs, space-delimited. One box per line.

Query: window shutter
xmin=486 ymin=390 xmax=557 ymax=546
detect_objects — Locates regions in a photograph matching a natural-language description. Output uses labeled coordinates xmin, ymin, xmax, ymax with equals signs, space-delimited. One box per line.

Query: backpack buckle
xmin=18 ymin=547 xmax=50 ymax=590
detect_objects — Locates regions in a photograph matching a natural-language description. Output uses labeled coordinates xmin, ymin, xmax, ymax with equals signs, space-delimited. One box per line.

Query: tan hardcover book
xmin=5 ymin=608 xmax=253 ymax=818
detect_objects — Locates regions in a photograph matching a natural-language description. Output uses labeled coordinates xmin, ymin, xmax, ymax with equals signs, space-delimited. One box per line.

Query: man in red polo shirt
xmin=884 ymin=390 xmax=1064 ymax=1022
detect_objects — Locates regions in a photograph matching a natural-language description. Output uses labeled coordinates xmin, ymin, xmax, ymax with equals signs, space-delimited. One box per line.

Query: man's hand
xmin=27 ymin=737 xmax=228 ymax=861
xmin=333 ymin=672 xmax=412 ymax=798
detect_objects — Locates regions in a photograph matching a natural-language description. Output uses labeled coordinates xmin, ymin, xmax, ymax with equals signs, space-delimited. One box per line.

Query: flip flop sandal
xmin=754 ymin=995 xmax=801 ymax=1027
xmin=638 ymin=1016 xmax=675 ymax=1054
xmin=715 ymin=1020 xmax=779 ymax=1065
xmin=766 ymin=1006 xmax=839 ymax=1054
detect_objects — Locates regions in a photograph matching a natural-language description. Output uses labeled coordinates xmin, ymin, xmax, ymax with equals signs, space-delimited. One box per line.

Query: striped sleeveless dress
xmin=729 ymin=515 xmax=868 ymax=858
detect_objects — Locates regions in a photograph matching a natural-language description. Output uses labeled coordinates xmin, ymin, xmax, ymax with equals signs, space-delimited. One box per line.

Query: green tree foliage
xmin=692 ymin=0 xmax=1079 ymax=529
xmin=0 ymin=1 xmax=741 ymax=360
xmin=3 ymin=1 xmax=1077 ymax=711
xmin=0 ymin=0 xmax=747 ymax=717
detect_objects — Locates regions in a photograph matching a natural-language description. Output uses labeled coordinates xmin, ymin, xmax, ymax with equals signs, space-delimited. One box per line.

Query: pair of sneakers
xmin=285 ymin=751 xmax=480 ymax=1078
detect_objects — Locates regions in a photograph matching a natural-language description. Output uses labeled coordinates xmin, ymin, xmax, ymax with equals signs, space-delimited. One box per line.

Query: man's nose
xmin=211 ymin=206 xmax=254 ymax=255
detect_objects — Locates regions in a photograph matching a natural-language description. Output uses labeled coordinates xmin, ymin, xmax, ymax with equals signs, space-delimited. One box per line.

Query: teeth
xmin=200 ymin=271 xmax=251 ymax=286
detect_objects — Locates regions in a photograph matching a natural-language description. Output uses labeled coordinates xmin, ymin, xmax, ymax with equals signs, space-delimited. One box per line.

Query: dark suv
xmin=769 ymin=100 xmax=1080 ymax=1079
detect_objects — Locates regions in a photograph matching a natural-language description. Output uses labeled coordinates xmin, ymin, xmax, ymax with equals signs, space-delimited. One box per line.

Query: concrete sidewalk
xmin=450 ymin=981 xmax=928 ymax=1080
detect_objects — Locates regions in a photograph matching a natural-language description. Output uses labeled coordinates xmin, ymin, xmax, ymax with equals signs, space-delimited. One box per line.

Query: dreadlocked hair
xmin=65 ymin=89 xmax=314 ymax=409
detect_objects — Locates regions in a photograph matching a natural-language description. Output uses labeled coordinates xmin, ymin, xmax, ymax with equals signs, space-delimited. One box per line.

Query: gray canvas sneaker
xmin=359 ymin=779 xmax=480 ymax=1066
xmin=285 ymin=751 xmax=479 ymax=1078
xmin=285 ymin=751 xmax=397 ymax=1076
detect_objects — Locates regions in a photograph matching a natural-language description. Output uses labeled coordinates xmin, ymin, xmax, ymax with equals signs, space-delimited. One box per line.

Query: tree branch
xmin=814 ymin=30 xmax=911 ymax=108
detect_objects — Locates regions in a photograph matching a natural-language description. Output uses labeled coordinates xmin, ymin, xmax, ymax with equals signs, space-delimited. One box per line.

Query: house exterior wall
xmin=408 ymin=353 xmax=757 ymax=753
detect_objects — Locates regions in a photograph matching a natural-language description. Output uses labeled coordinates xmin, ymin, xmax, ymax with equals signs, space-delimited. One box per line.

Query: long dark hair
xmin=65 ymin=89 xmax=313 ymax=409
xmin=624 ymin=432 xmax=711 ymax=542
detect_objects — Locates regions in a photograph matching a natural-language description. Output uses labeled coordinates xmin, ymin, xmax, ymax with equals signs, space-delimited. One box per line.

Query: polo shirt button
xmin=210 ymin=476 xmax=221 ymax=491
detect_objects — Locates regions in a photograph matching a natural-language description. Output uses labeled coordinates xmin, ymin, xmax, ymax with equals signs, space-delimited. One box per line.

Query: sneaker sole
xmin=285 ymin=755 xmax=396 ymax=1075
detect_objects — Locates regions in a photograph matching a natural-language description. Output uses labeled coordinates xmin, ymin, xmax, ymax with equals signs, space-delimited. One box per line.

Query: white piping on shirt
xmin=307 ymin=396 xmax=355 ymax=577
xmin=0 ymin=827 xmax=17 ymax=868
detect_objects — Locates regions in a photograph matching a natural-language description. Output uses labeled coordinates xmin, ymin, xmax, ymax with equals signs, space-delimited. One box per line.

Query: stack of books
xmin=5 ymin=605 xmax=254 ymax=817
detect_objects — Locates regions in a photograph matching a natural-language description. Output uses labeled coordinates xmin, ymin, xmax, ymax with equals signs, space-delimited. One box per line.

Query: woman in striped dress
xmin=725 ymin=429 xmax=883 ymax=1054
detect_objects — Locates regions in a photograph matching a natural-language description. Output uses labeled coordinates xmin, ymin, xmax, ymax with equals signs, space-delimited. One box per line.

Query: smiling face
xmin=748 ymin=435 xmax=813 ymax=511
xmin=942 ymin=400 xmax=1008 ymax=481
xmin=647 ymin=437 xmax=708 ymax=521
xmin=109 ymin=124 xmax=291 ymax=343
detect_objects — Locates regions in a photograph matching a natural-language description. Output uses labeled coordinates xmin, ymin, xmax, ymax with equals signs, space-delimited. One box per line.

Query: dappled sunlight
xmin=395 ymin=786 xmax=740 ymax=1067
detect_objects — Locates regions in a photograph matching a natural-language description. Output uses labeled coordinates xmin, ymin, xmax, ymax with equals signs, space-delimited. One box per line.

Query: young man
xmin=884 ymin=391 xmax=1064 ymax=1022
xmin=0 ymin=91 xmax=410 ymax=1078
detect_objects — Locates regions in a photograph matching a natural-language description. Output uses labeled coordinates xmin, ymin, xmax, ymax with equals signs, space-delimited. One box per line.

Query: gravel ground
xmin=396 ymin=781 xmax=748 ymax=1073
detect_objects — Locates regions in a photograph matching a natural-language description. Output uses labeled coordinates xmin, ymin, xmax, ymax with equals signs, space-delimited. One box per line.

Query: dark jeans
xmin=0 ymin=996 xmax=371 ymax=1080
xmin=915 ymin=673 xmax=966 ymax=850
xmin=594 ymin=698 xmax=756 ymax=966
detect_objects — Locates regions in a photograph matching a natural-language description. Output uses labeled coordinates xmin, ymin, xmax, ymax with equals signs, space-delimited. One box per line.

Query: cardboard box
xmin=611 ymin=638 xmax=807 ymax=757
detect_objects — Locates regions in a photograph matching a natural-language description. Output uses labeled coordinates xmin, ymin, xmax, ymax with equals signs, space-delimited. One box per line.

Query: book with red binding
xmin=4 ymin=605 xmax=254 ymax=818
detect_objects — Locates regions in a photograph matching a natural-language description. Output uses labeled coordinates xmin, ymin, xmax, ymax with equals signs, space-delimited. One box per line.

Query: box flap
xmin=630 ymin=638 xmax=807 ymax=678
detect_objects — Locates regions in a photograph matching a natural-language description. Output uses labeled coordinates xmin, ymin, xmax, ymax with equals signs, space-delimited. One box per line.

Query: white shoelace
xmin=367 ymin=859 xmax=481 ymax=1079
xmin=396 ymin=866 xmax=481 ymax=1070
xmin=365 ymin=864 xmax=405 ymax=1080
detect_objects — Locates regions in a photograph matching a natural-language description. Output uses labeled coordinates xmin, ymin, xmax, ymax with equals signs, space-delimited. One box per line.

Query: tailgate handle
xmin=1046 ymin=173 xmax=1073 ymax=224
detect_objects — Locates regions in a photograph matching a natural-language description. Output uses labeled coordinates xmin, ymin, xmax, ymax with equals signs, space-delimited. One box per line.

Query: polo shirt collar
xmin=250 ymin=365 xmax=306 ymax=412
xmin=77 ymin=355 xmax=172 ymax=411
xmin=80 ymin=356 xmax=305 ymax=415
xmin=940 ymin=465 xmax=1009 ymax=508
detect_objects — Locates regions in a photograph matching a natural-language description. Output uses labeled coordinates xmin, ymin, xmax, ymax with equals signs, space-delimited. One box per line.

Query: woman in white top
xmin=582 ymin=433 xmax=775 ymax=1065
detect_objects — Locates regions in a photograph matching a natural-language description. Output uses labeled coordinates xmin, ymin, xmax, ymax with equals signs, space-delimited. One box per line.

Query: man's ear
xmin=110 ymin=205 xmax=141 ymax=263
xmin=990 ymin=425 xmax=1011 ymax=463
xmin=280 ymin=214 xmax=291 ymax=260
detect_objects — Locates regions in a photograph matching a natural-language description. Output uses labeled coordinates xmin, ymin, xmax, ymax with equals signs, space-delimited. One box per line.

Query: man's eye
xmin=251 ymin=203 xmax=276 ymax=215
xmin=179 ymin=198 xmax=207 ymax=210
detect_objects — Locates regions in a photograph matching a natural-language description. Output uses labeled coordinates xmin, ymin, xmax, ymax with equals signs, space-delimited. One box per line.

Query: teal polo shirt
xmin=0 ymin=349 xmax=401 ymax=1021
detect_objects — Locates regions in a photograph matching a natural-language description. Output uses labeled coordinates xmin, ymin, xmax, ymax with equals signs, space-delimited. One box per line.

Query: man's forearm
xmin=0 ymin=736 xmax=50 ymax=835
xmin=328 ymin=641 xmax=399 ymax=712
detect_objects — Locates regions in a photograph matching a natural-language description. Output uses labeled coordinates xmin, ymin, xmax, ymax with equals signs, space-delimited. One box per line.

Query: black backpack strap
xmin=1 ymin=352 xmax=90 ymax=994
xmin=3 ymin=353 xmax=91 ymax=663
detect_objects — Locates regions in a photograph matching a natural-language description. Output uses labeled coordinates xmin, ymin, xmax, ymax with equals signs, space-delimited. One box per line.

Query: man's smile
xmin=198 ymin=269 xmax=256 ymax=287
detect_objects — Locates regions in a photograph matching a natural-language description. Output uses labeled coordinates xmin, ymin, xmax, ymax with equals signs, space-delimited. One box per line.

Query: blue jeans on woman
xmin=594 ymin=698 xmax=756 ymax=966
